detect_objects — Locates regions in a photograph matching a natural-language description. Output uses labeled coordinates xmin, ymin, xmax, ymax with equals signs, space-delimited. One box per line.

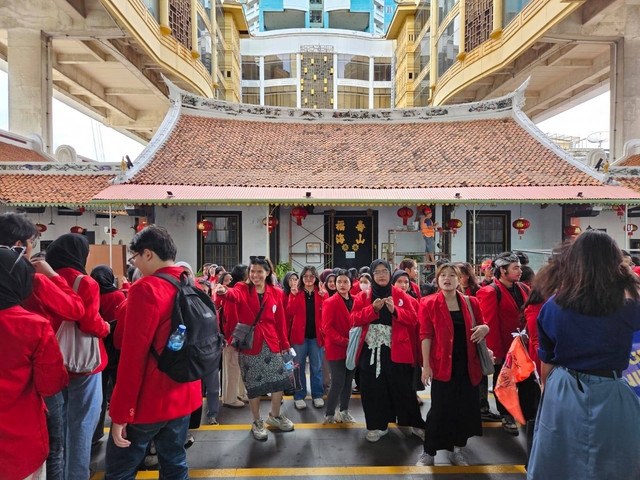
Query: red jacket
xmin=411 ymin=281 xmax=421 ymax=298
xmin=476 ymin=281 xmax=529 ymax=360
xmin=419 ymin=292 xmax=485 ymax=386
xmin=287 ymin=288 xmax=326 ymax=346
xmin=99 ymin=290 xmax=126 ymax=322
xmin=349 ymin=280 xmax=361 ymax=297
xmin=350 ymin=286 xmax=418 ymax=365
xmin=523 ymin=302 xmax=542 ymax=375
xmin=22 ymin=273 xmax=86 ymax=323
xmin=109 ymin=266 xmax=202 ymax=424
xmin=50 ymin=268 xmax=110 ymax=376
xmin=222 ymin=282 xmax=290 ymax=355
xmin=0 ymin=306 xmax=68 ymax=480
xmin=322 ymin=293 xmax=352 ymax=360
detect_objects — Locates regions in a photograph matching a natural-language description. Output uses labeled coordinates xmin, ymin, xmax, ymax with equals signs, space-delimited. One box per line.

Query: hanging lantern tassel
xmin=263 ymin=216 xmax=278 ymax=233
xmin=512 ymin=218 xmax=531 ymax=240
xmin=197 ymin=220 xmax=213 ymax=238
xmin=291 ymin=206 xmax=308 ymax=226
xmin=626 ymin=223 xmax=638 ymax=237
xmin=446 ymin=218 xmax=463 ymax=235
xmin=397 ymin=206 xmax=414 ymax=226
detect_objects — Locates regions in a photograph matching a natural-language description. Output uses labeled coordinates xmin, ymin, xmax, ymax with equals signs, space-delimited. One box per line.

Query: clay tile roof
xmin=0 ymin=174 xmax=112 ymax=205
xmin=0 ymin=140 xmax=49 ymax=163
xmin=618 ymin=154 xmax=640 ymax=167
xmin=130 ymin=115 xmax=601 ymax=189
xmin=616 ymin=177 xmax=640 ymax=193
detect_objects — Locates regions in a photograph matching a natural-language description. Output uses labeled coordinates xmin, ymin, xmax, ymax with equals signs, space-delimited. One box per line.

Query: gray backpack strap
xmin=72 ymin=275 xmax=85 ymax=293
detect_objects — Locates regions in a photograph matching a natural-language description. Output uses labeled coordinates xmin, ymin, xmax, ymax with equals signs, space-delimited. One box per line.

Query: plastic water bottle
xmin=167 ymin=325 xmax=186 ymax=351
xmin=283 ymin=348 xmax=295 ymax=370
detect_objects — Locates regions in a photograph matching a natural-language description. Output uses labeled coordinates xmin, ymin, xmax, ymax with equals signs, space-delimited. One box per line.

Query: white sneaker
xmin=449 ymin=448 xmax=469 ymax=466
xmin=365 ymin=429 xmax=388 ymax=442
xmin=411 ymin=427 xmax=425 ymax=441
xmin=338 ymin=410 xmax=355 ymax=423
xmin=294 ymin=399 xmax=307 ymax=410
xmin=415 ymin=452 xmax=435 ymax=466
xmin=251 ymin=419 xmax=268 ymax=440
xmin=143 ymin=454 xmax=158 ymax=467
xmin=266 ymin=413 xmax=294 ymax=431
xmin=313 ymin=397 xmax=325 ymax=408
xmin=323 ymin=415 xmax=337 ymax=424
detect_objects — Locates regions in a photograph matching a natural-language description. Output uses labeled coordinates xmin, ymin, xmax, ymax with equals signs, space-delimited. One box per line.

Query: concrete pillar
xmin=369 ymin=56 xmax=374 ymax=109
xmin=333 ymin=53 xmax=338 ymax=109
xmin=8 ymin=29 xmax=52 ymax=154
xmin=259 ymin=56 xmax=265 ymax=105
xmin=159 ymin=0 xmax=171 ymax=34
xmin=296 ymin=53 xmax=301 ymax=108
xmin=457 ymin=0 xmax=466 ymax=61
xmin=612 ymin=5 xmax=640 ymax=160
xmin=491 ymin=0 xmax=503 ymax=39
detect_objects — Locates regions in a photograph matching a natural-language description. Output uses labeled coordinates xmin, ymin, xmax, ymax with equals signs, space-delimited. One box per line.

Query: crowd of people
xmin=0 ymin=211 xmax=639 ymax=480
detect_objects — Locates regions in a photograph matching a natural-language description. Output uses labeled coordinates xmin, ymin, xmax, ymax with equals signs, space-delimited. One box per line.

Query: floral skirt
xmin=238 ymin=341 xmax=291 ymax=399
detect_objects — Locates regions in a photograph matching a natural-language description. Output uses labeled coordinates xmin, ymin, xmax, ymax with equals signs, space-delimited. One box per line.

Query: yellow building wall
xmin=394 ymin=16 xmax=418 ymax=108
xmin=222 ymin=11 xmax=242 ymax=103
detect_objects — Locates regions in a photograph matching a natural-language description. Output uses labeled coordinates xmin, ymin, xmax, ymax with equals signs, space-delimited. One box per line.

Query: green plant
xmin=275 ymin=261 xmax=293 ymax=280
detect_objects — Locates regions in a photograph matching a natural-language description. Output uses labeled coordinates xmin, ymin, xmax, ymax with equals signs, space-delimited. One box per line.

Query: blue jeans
xmin=44 ymin=392 xmax=64 ymax=480
xmin=203 ymin=367 xmax=220 ymax=419
xmin=292 ymin=339 xmax=324 ymax=401
xmin=62 ymin=373 xmax=102 ymax=480
xmin=105 ymin=415 xmax=190 ymax=480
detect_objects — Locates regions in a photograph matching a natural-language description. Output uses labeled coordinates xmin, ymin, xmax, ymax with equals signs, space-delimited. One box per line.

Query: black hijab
xmin=325 ymin=272 xmax=337 ymax=297
xmin=281 ymin=271 xmax=298 ymax=295
xmin=370 ymin=259 xmax=393 ymax=325
xmin=391 ymin=270 xmax=417 ymax=299
xmin=90 ymin=265 xmax=118 ymax=294
xmin=46 ymin=233 xmax=90 ymax=275
xmin=0 ymin=248 xmax=35 ymax=311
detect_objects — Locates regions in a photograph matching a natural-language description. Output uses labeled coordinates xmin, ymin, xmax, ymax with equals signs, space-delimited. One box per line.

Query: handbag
xmin=463 ymin=295 xmax=494 ymax=376
xmin=56 ymin=275 xmax=102 ymax=374
xmin=345 ymin=289 xmax=368 ymax=370
xmin=230 ymin=297 xmax=266 ymax=350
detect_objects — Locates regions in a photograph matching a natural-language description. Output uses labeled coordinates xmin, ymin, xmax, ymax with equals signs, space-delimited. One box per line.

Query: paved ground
xmin=90 ymin=387 xmax=529 ymax=480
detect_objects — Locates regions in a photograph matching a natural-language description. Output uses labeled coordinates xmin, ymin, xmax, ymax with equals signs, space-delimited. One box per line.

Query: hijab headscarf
xmin=324 ymin=272 xmax=337 ymax=297
xmin=45 ymin=233 xmax=90 ymax=274
xmin=391 ymin=270 xmax=417 ymax=299
xmin=0 ymin=248 xmax=35 ymax=311
xmin=90 ymin=265 xmax=118 ymax=294
xmin=281 ymin=271 xmax=298 ymax=295
xmin=370 ymin=259 xmax=393 ymax=325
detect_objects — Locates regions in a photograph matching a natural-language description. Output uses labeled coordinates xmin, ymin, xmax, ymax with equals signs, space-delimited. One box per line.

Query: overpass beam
xmin=7 ymin=28 xmax=53 ymax=154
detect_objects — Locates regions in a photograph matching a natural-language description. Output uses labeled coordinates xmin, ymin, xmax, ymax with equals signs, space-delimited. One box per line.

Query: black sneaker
xmin=501 ymin=417 xmax=519 ymax=436
xmin=480 ymin=409 xmax=501 ymax=422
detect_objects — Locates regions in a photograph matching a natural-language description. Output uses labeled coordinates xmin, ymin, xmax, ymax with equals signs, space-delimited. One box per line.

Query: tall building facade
xmin=244 ymin=0 xmax=394 ymax=35
xmin=240 ymin=30 xmax=392 ymax=109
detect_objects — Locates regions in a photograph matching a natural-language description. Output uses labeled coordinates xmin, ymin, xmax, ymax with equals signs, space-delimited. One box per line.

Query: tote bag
xmin=346 ymin=289 xmax=368 ymax=370
xmin=463 ymin=295 xmax=494 ymax=376
xmin=56 ymin=275 xmax=102 ymax=374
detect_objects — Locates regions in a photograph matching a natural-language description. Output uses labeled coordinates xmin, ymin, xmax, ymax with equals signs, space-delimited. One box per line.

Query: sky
xmin=0 ymin=69 xmax=610 ymax=161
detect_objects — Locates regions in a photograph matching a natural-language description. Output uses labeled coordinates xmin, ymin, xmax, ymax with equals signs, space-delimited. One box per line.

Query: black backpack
xmin=151 ymin=272 xmax=225 ymax=383
xmin=491 ymin=280 xmax=530 ymax=305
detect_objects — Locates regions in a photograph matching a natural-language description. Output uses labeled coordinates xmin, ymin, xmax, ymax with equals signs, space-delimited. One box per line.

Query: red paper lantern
xmin=108 ymin=228 xmax=118 ymax=237
xmin=263 ymin=216 xmax=278 ymax=233
xmin=78 ymin=207 xmax=85 ymax=214
xmin=197 ymin=220 xmax=213 ymax=238
xmin=513 ymin=218 xmax=531 ymax=238
xmin=136 ymin=221 xmax=148 ymax=232
xmin=446 ymin=218 xmax=463 ymax=234
xmin=291 ymin=206 xmax=308 ymax=226
xmin=417 ymin=205 xmax=431 ymax=215
xmin=564 ymin=225 xmax=582 ymax=237
xmin=626 ymin=224 xmax=638 ymax=236
xmin=35 ymin=223 xmax=47 ymax=234
xmin=613 ymin=205 xmax=626 ymax=217
xmin=70 ymin=226 xmax=84 ymax=234
xmin=397 ymin=206 xmax=414 ymax=226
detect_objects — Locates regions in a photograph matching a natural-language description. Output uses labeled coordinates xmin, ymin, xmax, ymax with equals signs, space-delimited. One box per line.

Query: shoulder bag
xmin=345 ymin=288 xmax=368 ymax=370
xmin=230 ymin=295 xmax=266 ymax=350
xmin=463 ymin=295 xmax=494 ymax=376
xmin=56 ymin=275 xmax=102 ymax=374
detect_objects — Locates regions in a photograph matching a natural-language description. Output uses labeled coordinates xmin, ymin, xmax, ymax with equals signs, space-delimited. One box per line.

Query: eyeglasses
xmin=302 ymin=274 xmax=315 ymax=279
xmin=127 ymin=252 xmax=140 ymax=265
xmin=373 ymin=269 xmax=390 ymax=276
xmin=0 ymin=245 xmax=27 ymax=274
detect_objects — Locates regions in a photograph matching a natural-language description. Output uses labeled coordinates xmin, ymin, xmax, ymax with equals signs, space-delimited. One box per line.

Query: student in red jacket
xmin=90 ymin=265 xmax=127 ymax=445
xmin=416 ymin=263 xmax=489 ymax=467
xmin=287 ymin=266 xmax=327 ymax=410
xmin=351 ymin=259 xmax=425 ymax=443
xmin=398 ymin=258 xmax=421 ymax=298
xmin=476 ymin=252 xmax=530 ymax=435
xmin=215 ymin=257 xmax=294 ymax=441
xmin=0 ymin=213 xmax=86 ymax=480
xmin=45 ymin=234 xmax=111 ymax=480
xmin=106 ymin=226 xmax=202 ymax=477
xmin=0 ymin=248 xmax=69 ymax=480
xmin=321 ymin=269 xmax=357 ymax=424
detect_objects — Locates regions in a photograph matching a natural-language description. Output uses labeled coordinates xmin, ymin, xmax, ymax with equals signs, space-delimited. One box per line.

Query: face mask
xmin=360 ymin=282 xmax=370 ymax=291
